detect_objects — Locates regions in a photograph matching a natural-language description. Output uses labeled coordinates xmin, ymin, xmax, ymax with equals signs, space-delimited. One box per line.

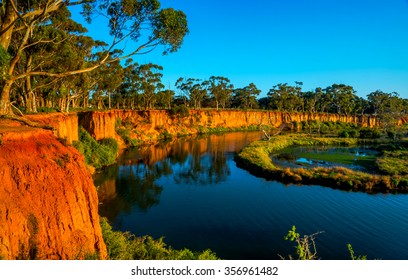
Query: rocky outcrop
xmin=78 ymin=111 xmax=117 ymax=141
xmin=26 ymin=112 xmax=79 ymax=144
xmin=78 ymin=110 xmax=380 ymax=143
xmin=0 ymin=120 xmax=107 ymax=259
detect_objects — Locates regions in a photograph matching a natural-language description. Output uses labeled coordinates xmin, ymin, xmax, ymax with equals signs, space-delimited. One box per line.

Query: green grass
xmin=295 ymin=150 xmax=377 ymax=169
xmin=236 ymin=135 xmax=408 ymax=192
xmin=376 ymin=150 xmax=408 ymax=175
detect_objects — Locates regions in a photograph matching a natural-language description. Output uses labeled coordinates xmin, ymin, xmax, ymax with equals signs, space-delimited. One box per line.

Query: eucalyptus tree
xmin=267 ymin=83 xmax=302 ymax=112
xmin=190 ymin=80 xmax=208 ymax=109
xmin=0 ymin=0 xmax=188 ymax=115
xmin=302 ymin=89 xmax=322 ymax=114
xmin=232 ymin=83 xmax=260 ymax=109
xmin=367 ymin=90 xmax=391 ymax=116
xmin=119 ymin=60 xmax=141 ymax=109
xmin=174 ymin=77 xmax=190 ymax=106
xmin=174 ymin=77 xmax=209 ymax=108
xmin=318 ymin=87 xmax=334 ymax=113
xmin=294 ymin=81 xmax=304 ymax=112
xmin=156 ymin=89 xmax=174 ymax=109
xmin=90 ymin=57 xmax=124 ymax=109
xmin=370 ymin=91 xmax=407 ymax=134
xmin=353 ymin=96 xmax=370 ymax=115
xmin=2 ymin=5 xmax=94 ymax=112
xmin=135 ymin=63 xmax=164 ymax=109
xmin=325 ymin=84 xmax=357 ymax=115
xmin=208 ymin=76 xmax=233 ymax=110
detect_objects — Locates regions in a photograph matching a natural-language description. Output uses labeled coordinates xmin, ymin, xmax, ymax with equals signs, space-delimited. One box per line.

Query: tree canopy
xmin=0 ymin=0 xmax=188 ymax=114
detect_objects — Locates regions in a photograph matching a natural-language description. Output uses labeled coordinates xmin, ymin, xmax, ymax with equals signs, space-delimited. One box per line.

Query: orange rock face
xmin=0 ymin=120 xmax=107 ymax=259
xmin=78 ymin=110 xmax=381 ymax=143
xmin=26 ymin=113 xmax=79 ymax=144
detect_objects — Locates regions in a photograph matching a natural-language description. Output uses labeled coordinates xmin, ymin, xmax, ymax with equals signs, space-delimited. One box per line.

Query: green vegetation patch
xmin=73 ymin=127 xmax=119 ymax=169
xmin=295 ymin=150 xmax=377 ymax=170
xmin=376 ymin=150 xmax=408 ymax=175
xmin=100 ymin=217 xmax=218 ymax=260
xmin=236 ymin=135 xmax=408 ymax=192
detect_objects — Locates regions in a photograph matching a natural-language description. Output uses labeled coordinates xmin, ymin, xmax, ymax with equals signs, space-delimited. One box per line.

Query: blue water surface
xmin=95 ymin=132 xmax=408 ymax=260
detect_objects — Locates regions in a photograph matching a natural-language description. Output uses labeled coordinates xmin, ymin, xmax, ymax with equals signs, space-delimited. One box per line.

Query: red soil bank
xmin=0 ymin=120 xmax=106 ymax=259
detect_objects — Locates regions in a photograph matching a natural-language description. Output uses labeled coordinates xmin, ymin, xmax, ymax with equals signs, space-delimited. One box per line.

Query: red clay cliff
xmin=0 ymin=119 xmax=106 ymax=259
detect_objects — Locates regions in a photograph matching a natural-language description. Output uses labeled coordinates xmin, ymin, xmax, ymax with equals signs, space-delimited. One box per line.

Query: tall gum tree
xmin=0 ymin=0 xmax=188 ymax=115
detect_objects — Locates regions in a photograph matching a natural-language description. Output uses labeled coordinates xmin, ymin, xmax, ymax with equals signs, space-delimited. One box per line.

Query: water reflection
xmin=95 ymin=132 xmax=408 ymax=260
xmin=95 ymin=132 xmax=262 ymax=220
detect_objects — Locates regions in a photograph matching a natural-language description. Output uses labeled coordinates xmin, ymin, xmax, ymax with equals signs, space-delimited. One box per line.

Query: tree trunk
xmin=82 ymin=92 xmax=89 ymax=109
xmin=108 ymin=92 xmax=111 ymax=109
xmin=0 ymin=0 xmax=17 ymax=50
xmin=25 ymin=54 xmax=37 ymax=113
xmin=65 ymin=95 xmax=70 ymax=112
xmin=0 ymin=80 xmax=13 ymax=115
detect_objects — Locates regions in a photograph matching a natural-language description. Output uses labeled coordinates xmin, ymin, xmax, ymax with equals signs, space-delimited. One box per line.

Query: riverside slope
xmin=0 ymin=109 xmax=384 ymax=259
xmin=0 ymin=119 xmax=107 ymax=259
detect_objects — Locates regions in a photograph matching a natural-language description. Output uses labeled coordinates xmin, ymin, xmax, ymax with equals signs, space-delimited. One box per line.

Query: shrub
xmin=338 ymin=130 xmax=349 ymax=138
xmin=359 ymin=127 xmax=382 ymax=139
xmin=72 ymin=127 xmax=119 ymax=169
xmin=158 ymin=130 xmax=172 ymax=140
xmin=116 ymin=127 xmax=141 ymax=147
xmin=338 ymin=129 xmax=359 ymax=138
xmin=169 ymin=104 xmax=190 ymax=118
xmin=376 ymin=150 xmax=408 ymax=175
xmin=282 ymin=226 xmax=368 ymax=260
xmin=100 ymin=217 xmax=219 ymax=260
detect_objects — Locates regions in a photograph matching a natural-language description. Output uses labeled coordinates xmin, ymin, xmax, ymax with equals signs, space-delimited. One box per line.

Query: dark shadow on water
xmin=95 ymin=131 xmax=262 ymax=221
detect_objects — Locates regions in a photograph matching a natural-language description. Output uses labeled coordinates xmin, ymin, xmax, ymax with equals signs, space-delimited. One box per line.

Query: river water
xmin=95 ymin=132 xmax=408 ymax=260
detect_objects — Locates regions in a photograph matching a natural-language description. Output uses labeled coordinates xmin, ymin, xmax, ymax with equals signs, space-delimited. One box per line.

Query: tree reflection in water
xmin=96 ymin=132 xmax=262 ymax=221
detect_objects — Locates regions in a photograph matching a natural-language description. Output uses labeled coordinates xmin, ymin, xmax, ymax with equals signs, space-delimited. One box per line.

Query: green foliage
xmin=153 ymin=8 xmax=189 ymax=54
xmin=236 ymin=135 xmax=408 ymax=192
xmin=338 ymin=129 xmax=359 ymax=138
xmin=116 ymin=127 xmax=142 ymax=147
xmin=158 ymin=130 xmax=172 ymax=140
xmin=359 ymin=127 xmax=382 ymax=139
xmin=36 ymin=107 xmax=59 ymax=113
xmin=54 ymin=153 xmax=70 ymax=168
xmin=100 ymin=217 xmax=219 ymax=260
xmin=72 ymin=127 xmax=119 ymax=169
xmin=283 ymin=226 xmax=368 ymax=260
xmin=283 ymin=226 xmax=320 ymax=260
xmin=376 ymin=150 xmax=408 ymax=175
xmin=297 ymin=120 xmax=362 ymax=136
xmin=0 ymin=45 xmax=10 ymax=79
xmin=387 ymin=129 xmax=403 ymax=141
xmin=347 ymin=244 xmax=367 ymax=260
xmin=169 ymin=104 xmax=190 ymax=118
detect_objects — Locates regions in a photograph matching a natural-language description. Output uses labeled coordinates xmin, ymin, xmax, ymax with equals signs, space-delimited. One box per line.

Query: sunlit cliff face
xmin=78 ymin=110 xmax=379 ymax=143
xmin=0 ymin=120 xmax=106 ymax=259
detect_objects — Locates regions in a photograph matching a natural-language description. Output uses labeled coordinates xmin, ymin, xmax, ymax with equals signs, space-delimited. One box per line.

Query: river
xmin=95 ymin=132 xmax=408 ymax=260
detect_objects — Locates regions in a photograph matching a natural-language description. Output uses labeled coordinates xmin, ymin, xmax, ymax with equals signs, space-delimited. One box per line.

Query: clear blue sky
xmin=71 ymin=0 xmax=408 ymax=99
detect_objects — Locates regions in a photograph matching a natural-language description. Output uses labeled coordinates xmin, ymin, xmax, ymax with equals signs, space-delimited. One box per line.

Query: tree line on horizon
xmin=1 ymin=1 xmax=406 ymax=129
